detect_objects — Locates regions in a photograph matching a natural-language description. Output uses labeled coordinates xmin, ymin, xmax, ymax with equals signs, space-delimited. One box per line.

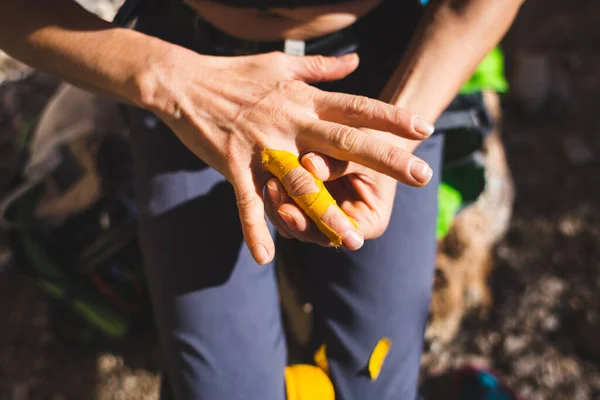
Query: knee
xmin=165 ymin=334 xmax=286 ymax=400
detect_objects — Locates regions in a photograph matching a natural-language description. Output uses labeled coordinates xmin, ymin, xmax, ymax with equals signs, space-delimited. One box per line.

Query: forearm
xmin=0 ymin=0 xmax=174 ymax=106
xmin=381 ymin=0 xmax=524 ymax=152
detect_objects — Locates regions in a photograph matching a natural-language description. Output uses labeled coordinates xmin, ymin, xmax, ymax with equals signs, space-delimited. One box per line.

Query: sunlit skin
xmin=0 ymin=0 xmax=525 ymax=263
xmin=185 ymin=0 xmax=381 ymax=40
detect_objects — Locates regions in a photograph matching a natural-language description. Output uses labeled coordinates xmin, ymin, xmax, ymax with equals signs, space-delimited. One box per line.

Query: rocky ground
xmin=421 ymin=1 xmax=600 ymax=398
xmin=2 ymin=0 xmax=600 ymax=399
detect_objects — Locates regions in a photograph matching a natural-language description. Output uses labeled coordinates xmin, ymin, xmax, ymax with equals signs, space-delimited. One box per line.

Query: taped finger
xmin=261 ymin=149 xmax=359 ymax=247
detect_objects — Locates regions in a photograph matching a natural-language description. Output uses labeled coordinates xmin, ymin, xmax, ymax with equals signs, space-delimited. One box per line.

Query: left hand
xmin=264 ymin=147 xmax=404 ymax=251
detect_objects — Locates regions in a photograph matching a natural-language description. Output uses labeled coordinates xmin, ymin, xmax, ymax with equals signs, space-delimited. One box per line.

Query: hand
xmin=138 ymin=48 xmax=434 ymax=264
xmin=264 ymin=143 xmax=400 ymax=251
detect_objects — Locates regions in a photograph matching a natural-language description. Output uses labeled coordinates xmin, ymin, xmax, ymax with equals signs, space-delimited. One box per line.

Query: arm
xmin=266 ymin=0 xmax=525 ymax=246
xmin=381 ymin=0 xmax=526 ymax=152
xmin=0 ymin=0 xmax=166 ymax=105
xmin=0 ymin=0 xmax=434 ymax=263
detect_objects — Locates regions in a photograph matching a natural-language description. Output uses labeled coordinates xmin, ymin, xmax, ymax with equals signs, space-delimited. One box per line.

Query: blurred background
xmin=1 ymin=0 xmax=600 ymax=399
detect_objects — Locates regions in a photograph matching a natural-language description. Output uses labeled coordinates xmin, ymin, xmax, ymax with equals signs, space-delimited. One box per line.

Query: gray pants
xmin=128 ymin=1 xmax=442 ymax=398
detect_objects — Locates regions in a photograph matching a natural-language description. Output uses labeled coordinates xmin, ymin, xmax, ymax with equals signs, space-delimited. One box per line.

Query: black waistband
xmin=191 ymin=16 xmax=360 ymax=57
xmin=123 ymin=0 xmax=417 ymax=58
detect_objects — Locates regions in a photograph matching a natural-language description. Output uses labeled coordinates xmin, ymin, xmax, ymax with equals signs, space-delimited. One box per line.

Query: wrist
xmin=126 ymin=34 xmax=218 ymax=114
xmin=124 ymin=34 xmax=182 ymax=112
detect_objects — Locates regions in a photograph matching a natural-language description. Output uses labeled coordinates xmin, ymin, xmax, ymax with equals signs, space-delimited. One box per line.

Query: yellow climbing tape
xmin=261 ymin=149 xmax=357 ymax=247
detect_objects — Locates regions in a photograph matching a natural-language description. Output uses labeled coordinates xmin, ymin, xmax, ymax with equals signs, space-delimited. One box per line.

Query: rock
xmin=559 ymin=357 xmax=582 ymax=380
xmin=504 ymin=335 xmax=529 ymax=356
xmin=517 ymin=384 xmax=535 ymax=399
xmin=513 ymin=355 xmax=538 ymax=377
xmin=539 ymin=276 xmax=566 ymax=299
xmin=97 ymin=354 xmax=124 ymax=375
xmin=122 ymin=375 xmax=139 ymax=392
xmin=475 ymin=335 xmax=495 ymax=356
xmin=541 ymin=313 xmax=560 ymax=332
xmin=559 ymin=216 xmax=584 ymax=237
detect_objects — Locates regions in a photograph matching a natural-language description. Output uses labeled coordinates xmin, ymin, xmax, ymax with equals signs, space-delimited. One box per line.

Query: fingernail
xmin=267 ymin=180 xmax=283 ymax=204
xmin=409 ymin=160 xmax=433 ymax=184
xmin=267 ymin=180 xmax=279 ymax=192
xmin=253 ymin=244 xmax=270 ymax=265
xmin=278 ymin=209 xmax=297 ymax=229
xmin=413 ymin=117 xmax=435 ymax=137
xmin=305 ymin=155 xmax=327 ymax=178
xmin=343 ymin=229 xmax=364 ymax=250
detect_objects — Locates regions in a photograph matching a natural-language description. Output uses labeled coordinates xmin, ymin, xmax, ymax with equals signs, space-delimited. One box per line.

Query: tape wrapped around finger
xmin=261 ymin=149 xmax=357 ymax=247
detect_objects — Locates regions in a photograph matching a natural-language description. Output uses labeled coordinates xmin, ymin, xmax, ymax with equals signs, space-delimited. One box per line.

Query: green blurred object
xmin=435 ymin=47 xmax=506 ymax=239
xmin=21 ymin=233 xmax=130 ymax=340
xmin=460 ymin=47 xmax=508 ymax=95
xmin=436 ymin=183 xmax=462 ymax=240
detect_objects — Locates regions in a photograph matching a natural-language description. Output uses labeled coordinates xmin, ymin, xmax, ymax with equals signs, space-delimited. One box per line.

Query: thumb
xmin=290 ymin=53 xmax=359 ymax=83
xmin=233 ymin=175 xmax=275 ymax=265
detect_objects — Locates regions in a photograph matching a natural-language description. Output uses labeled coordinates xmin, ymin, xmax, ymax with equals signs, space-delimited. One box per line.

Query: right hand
xmin=137 ymin=48 xmax=435 ymax=265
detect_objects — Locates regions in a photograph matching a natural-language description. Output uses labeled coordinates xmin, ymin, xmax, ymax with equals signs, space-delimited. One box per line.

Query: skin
xmin=185 ymin=0 xmax=382 ymax=40
xmin=0 ymin=0 xmax=525 ymax=265
xmin=260 ymin=0 xmax=527 ymax=249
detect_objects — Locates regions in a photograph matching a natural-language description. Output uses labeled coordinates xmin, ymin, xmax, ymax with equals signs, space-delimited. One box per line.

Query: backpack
xmin=1 ymin=84 xmax=151 ymax=343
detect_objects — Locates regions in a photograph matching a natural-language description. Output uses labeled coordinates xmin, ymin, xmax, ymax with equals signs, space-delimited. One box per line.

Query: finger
xmin=300 ymin=120 xmax=433 ymax=186
xmin=281 ymin=166 xmax=364 ymax=250
xmin=301 ymin=152 xmax=358 ymax=181
xmin=266 ymin=177 xmax=334 ymax=247
xmin=277 ymin=202 xmax=334 ymax=247
xmin=233 ymin=175 xmax=274 ymax=265
xmin=263 ymin=179 xmax=294 ymax=239
xmin=289 ymin=53 xmax=360 ymax=83
xmin=278 ymin=200 xmax=363 ymax=250
xmin=314 ymin=92 xmax=435 ymax=139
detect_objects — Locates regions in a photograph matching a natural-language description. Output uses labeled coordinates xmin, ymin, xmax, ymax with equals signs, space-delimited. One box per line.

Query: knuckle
xmin=236 ymin=191 xmax=260 ymax=213
xmin=347 ymin=95 xmax=372 ymax=117
xmin=277 ymin=80 xmax=311 ymax=101
xmin=310 ymin=55 xmax=328 ymax=68
xmin=394 ymin=107 xmax=413 ymax=126
xmin=269 ymin=51 xmax=288 ymax=64
xmin=274 ymin=80 xmax=293 ymax=93
xmin=307 ymin=55 xmax=328 ymax=79
xmin=285 ymin=170 xmax=318 ymax=197
xmin=288 ymin=79 xmax=309 ymax=94
xmin=382 ymin=146 xmax=407 ymax=169
xmin=331 ymin=125 xmax=361 ymax=153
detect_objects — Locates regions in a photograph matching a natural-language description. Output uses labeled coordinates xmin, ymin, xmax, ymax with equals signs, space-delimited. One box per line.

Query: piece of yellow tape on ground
xmin=313 ymin=344 xmax=330 ymax=375
xmin=261 ymin=149 xmax=357 ymax=247
xmin=314 ymin=338 xmax=391 ymax=382
xmin=368 ymin=337 xmax=392 ymax=380
xmin=285 ymin=364 xmax=335 ymax=400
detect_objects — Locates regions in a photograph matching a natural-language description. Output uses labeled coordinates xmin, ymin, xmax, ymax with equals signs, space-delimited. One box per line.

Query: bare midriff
xmin=184 ymin=0 xmax=382 ymax=41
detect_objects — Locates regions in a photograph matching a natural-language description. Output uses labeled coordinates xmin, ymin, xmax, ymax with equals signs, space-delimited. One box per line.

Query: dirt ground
xmin=2 ymin=0 xmax=600 ymax=399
